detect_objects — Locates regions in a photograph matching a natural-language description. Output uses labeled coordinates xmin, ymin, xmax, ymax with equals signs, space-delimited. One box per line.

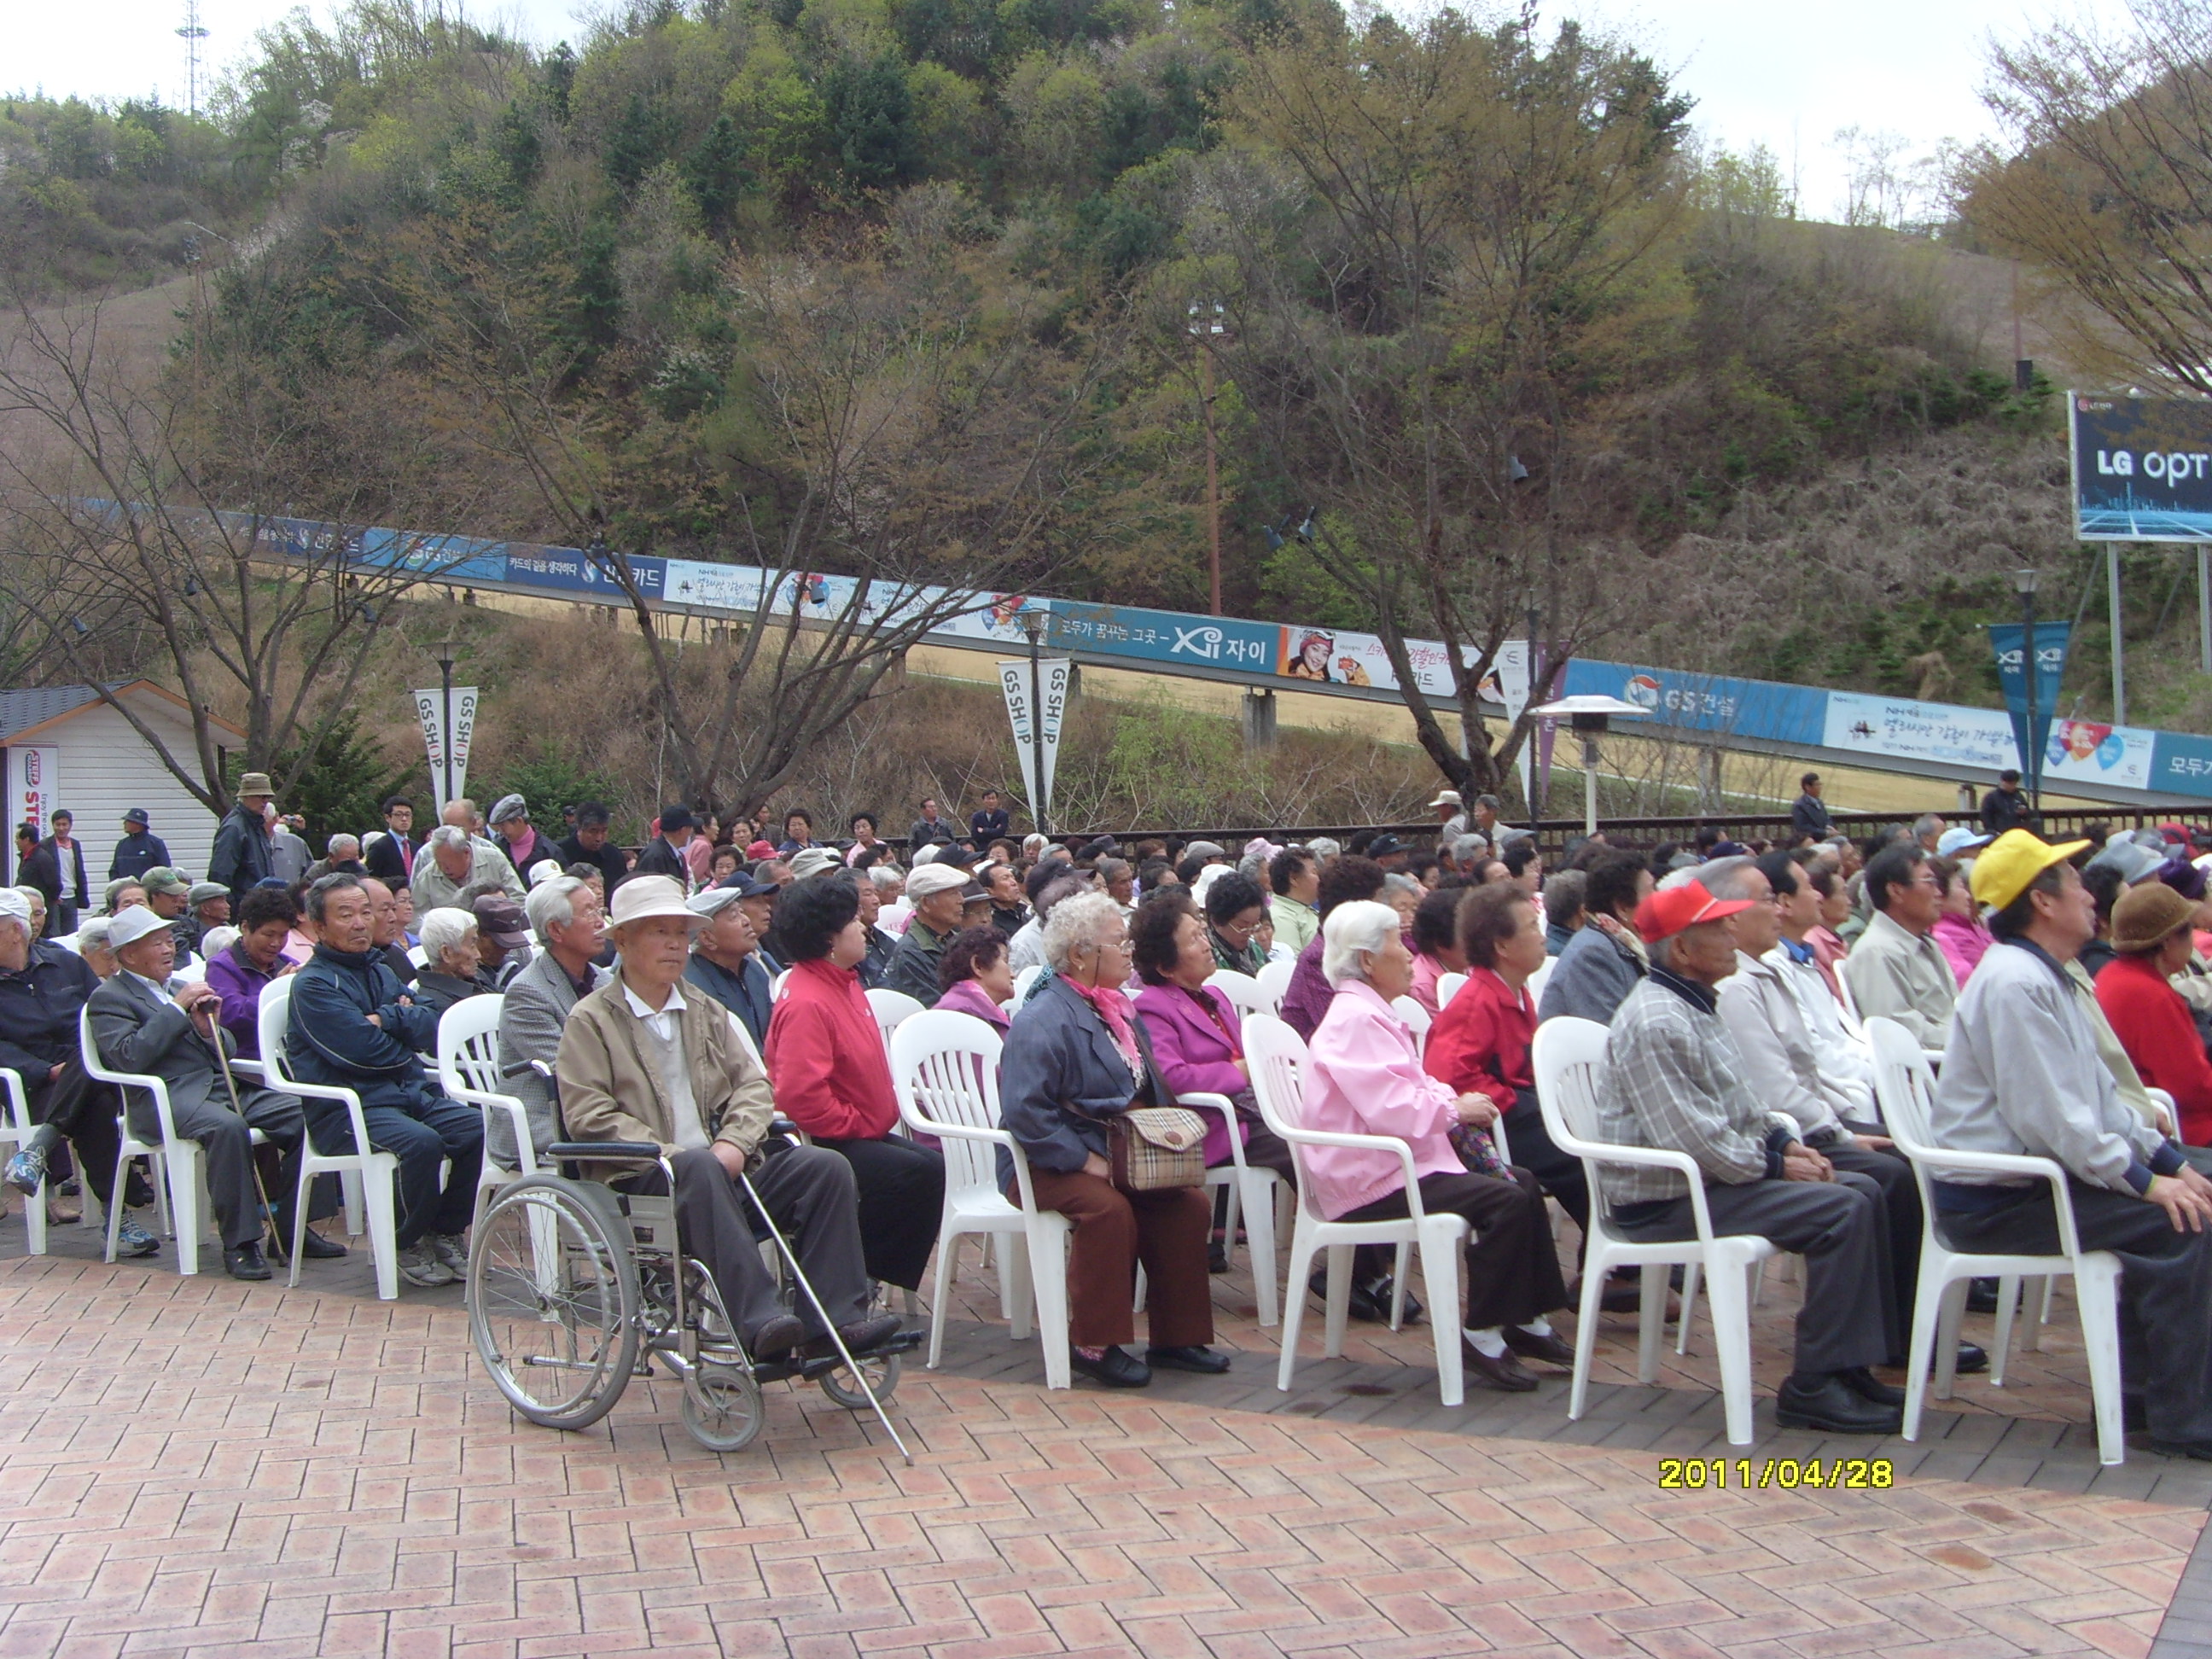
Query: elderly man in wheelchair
xmin=463 ymin=876 xmax=911 ymax=1452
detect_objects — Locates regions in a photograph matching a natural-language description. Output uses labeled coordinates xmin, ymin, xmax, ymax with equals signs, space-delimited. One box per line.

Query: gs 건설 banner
xmin=2071 ymin=394 xmax=2212 ymax=542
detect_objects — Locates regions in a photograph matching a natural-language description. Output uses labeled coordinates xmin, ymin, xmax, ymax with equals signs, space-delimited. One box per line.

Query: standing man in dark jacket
xmin=683 ymin=885 xmax=777 ymax=1050
xmin=363 ymin=797 xmax=417 ymax=884
xmin=1790 ymin=774 xmax=1833 ymax=844
xmin=969 ymin=789 xmax=1011 ymax=846
xmin=632 ymin=804 xmax=695 ymax=885
xmin=14 ymin=824 xmax=60 ymax=935
xmin=907 ymin=796 xmax=953 ymax=851
xmin=1981 ymin=770 xmax=2038 ymax=836
xmin=556 ymin=801 xmax=630 ymax=895
xmin=108 ymin=809 xmax=171 ymax=882
xmin=284 ymin=875 xmax=482 ymax=1289
xmin=207 ymin=772 xmax=279 ymax=906
xmin=39 ymin=809 xmax=89 ymax=935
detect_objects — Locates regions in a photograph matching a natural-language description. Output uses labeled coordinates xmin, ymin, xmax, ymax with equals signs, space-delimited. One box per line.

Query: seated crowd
xmin=15 ymin=782 xmax=2212 ymax=1457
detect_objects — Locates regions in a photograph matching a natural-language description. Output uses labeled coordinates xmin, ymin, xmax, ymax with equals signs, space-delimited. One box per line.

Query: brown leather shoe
xmin=1500 ymin=1325 xmax=1576 ymax=1368
xmin=1461 ymin=1340 xmax=1540 ymax=1393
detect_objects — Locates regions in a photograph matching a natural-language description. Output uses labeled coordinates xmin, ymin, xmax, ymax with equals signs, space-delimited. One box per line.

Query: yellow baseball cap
xmin=1968 ymin=829 xmax=2091 ymax=912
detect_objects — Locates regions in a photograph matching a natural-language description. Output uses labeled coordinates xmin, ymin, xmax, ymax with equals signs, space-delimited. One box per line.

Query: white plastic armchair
xmin=435 ymin=995 xmax=534 ymax=1228
xmin=1864 ymin=1016 xmax=2125 ymax=1464
xmin=889 ymin=1010 xmax=1074 ymax=1387
xmin=1203 ymin=969 xmax=1272 ymax=1021
xmin=865 ymin=987 xmax=926 ymax=1048
xmin=79 ymin=1008 xmax=193 ymax=1271
xmin=1244 ymin=1013 xmax=1470 ymax=1406
xmin=1178 ymin=1089 xmax=1285 ymax=1326
xmin=1254 ymin=958 xmax=1295 ymax=1014
xmin=1531 ymin=1016 xmax=1778 ymax=1446
xmin=0 ymin=1067 xmax=46 ymax=1254
xmin=258 ymin=975 xmax=402 ymax=1300
xmin=1435 ymin=972 xmax=1468 ymax=1011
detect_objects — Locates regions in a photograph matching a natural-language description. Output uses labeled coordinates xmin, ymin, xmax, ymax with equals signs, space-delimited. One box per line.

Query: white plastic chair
xmin=1436 ymin=971 xmax=1468 ymax=1011
xmin=771 ymin=969 xmax=793 ymax=1002
xmin=1525 ymin=955 xmax=1556 ymax=1009
xmin=890 ymin=1010 xmax=1074 ymax=1386
xmin=1245 ymin=1014 xmax=1470 ymax=1406
xmin=1390 ymin=995 xmax=1432 ymax=1055
xmin=1203 ymin=969 xmax=1272 ymax=1021
xmin=1254 ymin=958 xmax=1295 ymax=1015
xmin=1865 ymin=1016 xmax=2126 ymax=1465
xmin=865 ymin=987 xmax=926 ymax=1049
xmin=1180 ymin=1088 xmax=1286 ymax=1327
xmin=1012 ymin=963 xmax=1043 ymax=1003
xmin=79 ymin=1009 xmax=194 ymax=1272
xmin=259 ymin=975 xmax=403 ymax=1301
xmin=0 ymin=1067 xmax=47 ymax=1255
xmin=1531 ymin=1017 xmax=1778 ymax=1446
xmin=434 ymin=996 xmax=534 ymax=1228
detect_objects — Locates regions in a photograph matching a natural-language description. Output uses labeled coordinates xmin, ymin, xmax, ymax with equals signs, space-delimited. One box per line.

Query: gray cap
xmin=488 ymin=793 xmax=529 ymax=826
xmin=2088 ymin=837 xmax=2167 ymax=886
xmin=186 ymin=882 xmax=230 ymax=905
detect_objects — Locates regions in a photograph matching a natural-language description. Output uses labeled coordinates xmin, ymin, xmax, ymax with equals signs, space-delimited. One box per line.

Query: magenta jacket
xmin=1933 ymin=911 xmax=1993 ymax=989
xmin=1133 ymin=981 xmax=1248 ymax=1165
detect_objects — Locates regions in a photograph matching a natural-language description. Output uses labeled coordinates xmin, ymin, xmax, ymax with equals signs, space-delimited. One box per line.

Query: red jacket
xmin=764 ymin=958 xmax=899 ymax=1140
xmin=2096 ymin=952 xmax=2212 ymax=1145
xmin=1423 ymin=967 xmax=1534 ymax=1104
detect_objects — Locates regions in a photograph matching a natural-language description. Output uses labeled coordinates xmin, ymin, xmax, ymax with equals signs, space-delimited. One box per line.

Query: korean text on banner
xmin=9 ymin=746 xmax=59 ymax=882
xmin=1988 ymin=620 xmax=2070 ymax=794
xmin=413 ymin=686 xmax=480 ymax=815
xmin=998 ymin=658 xmax=1071 ymax=823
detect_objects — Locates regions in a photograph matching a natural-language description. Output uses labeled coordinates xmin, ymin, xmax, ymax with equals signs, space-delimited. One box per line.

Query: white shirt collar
xmin=128 ymin=969 xmax=177 ymax=1005
xmin=622 ymin=979 xmax=688 ymax=1021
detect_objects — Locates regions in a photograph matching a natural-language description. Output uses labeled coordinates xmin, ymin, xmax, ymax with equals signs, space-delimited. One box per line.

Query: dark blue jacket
xmin=684 ymin=952 xmax=774 ymax=1050
xmin=996 ymin=975 xmax=1167 ymax=1191
xmin=969 ymin=807 xmax=1010 ymax=842
xmin=207 ymin=804 xmax=276 ymax=903
xmin=108 ymin=830 xmax=172 ymax=882
xmin=0 ymin=940 xmax=97 ymax=1080
xmin=286 ymin=942 xmax=441 ymax=1128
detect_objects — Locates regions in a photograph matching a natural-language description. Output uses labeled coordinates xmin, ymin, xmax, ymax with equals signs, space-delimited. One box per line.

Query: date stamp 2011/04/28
xmin=1656 ymin=1458 xmax=1895 ymax=1490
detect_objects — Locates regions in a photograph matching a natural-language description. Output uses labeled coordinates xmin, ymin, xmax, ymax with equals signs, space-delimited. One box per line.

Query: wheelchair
xmin=463 ymin=1089 xmax=912 ymax=1458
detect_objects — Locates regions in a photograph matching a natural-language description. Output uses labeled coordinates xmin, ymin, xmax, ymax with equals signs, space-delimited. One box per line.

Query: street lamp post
xmin=1019 ymin=608 xmax=1050 ymax=838
xmin=1188 ymin=304 xmax=1228 ymax=616
xmin=435 ymin=634 xmax=458 ymax=810
xmin=1529 ymin=696 xmax=1651 ymax=837
xmin=2013 ymin=568 xmax=2042 ymax=815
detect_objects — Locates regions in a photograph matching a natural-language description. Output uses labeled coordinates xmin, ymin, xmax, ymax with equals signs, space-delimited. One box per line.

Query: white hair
xmin=1040 ymin=889 xmax=1125 ymax=974
xmin=869 ymin=866 xmax=904 ymax=895
xmin=428 ymin=824 xmax=472 ymax=853
xmin=1382 ymin=872 xmax=1423 ymax=899
xmin=74 ymin=916 xmax=113 ymax=952
xmin=418 ymin=906 xmax=479 ymax=963
xmin=198 ymin=924 xmax=239 ymax=959
xmin=1696 ymin=857 xmax=1757 ymax=902
xmin=327 ymin=833 xmax=361 ymax=856
xmin=1306 ymin=836 xmax=1342 ymax=863
xmin=525 ymin=876 xmax=588 ymax=942
xmin=1322 ymin=899 xmax=1400 ymax=988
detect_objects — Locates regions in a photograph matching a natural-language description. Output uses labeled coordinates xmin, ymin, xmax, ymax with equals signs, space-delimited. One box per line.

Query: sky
xmin=6 ymin=0 xmax=2139 ymax=223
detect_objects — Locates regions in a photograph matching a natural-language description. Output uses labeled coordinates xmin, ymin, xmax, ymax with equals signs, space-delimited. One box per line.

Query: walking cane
xmin=192 ymin=994 xmax=281 ymax=1251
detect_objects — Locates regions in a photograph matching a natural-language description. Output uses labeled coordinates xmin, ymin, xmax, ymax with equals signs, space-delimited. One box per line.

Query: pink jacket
xmin=1301 ymin=980 xmax=1468 ymax=1220
xmin=1933 ymin=911 xmax=1993 ymax=989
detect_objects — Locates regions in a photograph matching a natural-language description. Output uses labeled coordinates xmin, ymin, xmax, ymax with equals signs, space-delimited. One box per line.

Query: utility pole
xmin=1189 ymin=304 xmax=1228 ymax=616
xmin=177 ymin=0 xmax=209 ymax=118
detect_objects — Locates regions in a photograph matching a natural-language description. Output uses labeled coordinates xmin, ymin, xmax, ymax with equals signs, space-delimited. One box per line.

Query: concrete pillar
xmin=1242 ymin=686 xmax=1278 ymax=750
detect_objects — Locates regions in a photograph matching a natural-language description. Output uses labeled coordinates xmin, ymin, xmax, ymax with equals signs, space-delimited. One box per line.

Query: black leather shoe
xmin=1146 ymin=1344 xmax=1231 ymax=1374
xmin=1312 ymin=1271 xmax=1424 ymax=1326
xmin=748 ymin=1314 xmax=806 ymax=1358
xmin=224 ymin=1243 xmax=271 ymax=1282
xmin=1462 ymin=1342 xmax=1540 ymax=1393
xmin=820 ymin=1313 xmax=905 ymax=1358
xmin=1500 ymin=1326 xmax=1576 ymax=1368
xmin=273 ymin=1227 xmax=349 ymax=1260
xmin=1838 ymin=1367 xmax=1906 ymax=1406
xmin=1208 ymin=1242 xmax=1231 ymax=1274
xmin=1775 ymin=1372 xmax=1902 ymax=1435
xmin=1882 ymin=1342 xmax=1989 ymax=1377
xmin=1070 ymin=1345 xmax=1151 ymax=1388
xmin=1966 ymin=1277 xmax=2001 ymax=1314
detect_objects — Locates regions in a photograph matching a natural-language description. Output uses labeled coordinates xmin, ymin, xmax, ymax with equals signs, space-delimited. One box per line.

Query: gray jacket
xmin=1932 ymin=938 xmax=2168 ymax=1196
xmin=997 ymin=975 xmax=1169 ymax=1191
xmin=1842 ymin=909 xmax=1956 ymax=1050
xmin=492 ymin=947 xmax=608 ymax=1167
xmin=87 ymin=970 xmax=297 ymax=1141
xmin=1539 ymin=920 xmax=1645 ymax=1026
xmin=1717 ymin=950 xmax=1848 ymax=1144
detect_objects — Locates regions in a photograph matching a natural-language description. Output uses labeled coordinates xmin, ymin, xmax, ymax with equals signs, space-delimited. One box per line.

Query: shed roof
xmin=0 ymin=681 xmax=247 ymax=746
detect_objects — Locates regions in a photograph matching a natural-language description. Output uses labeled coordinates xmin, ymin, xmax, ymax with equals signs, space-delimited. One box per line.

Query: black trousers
xmin=1616 ymin=1173 xmax=1897 ymax=1377
xmin=1942 ymin=1179 xmax=2212 ymax=1445
xmin=810 ymin=1134 xmax=946 ymax=1291
xmin=1505 ymin=1088 xmax=1591 ymax=1243
xmin=1825 ymin=1141 xmax=1922 ymax=1352
xmin=1230 ymin=1120 xmax=1392 ymax=1284
xmin=1342 ymin=1168 xmax=1570 ymax=1330
xmin=26 ymin=1060 xmax=124 ymax=1208
xmin=126 ymin=1085 xmax=306 ymax=1250
xmin=621 ymin=1144 xmax=871 ymax=1346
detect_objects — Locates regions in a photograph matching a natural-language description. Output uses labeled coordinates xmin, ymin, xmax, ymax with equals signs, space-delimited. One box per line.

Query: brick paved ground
xmin=4 ymin=1206 xmax=2209 ymax=1659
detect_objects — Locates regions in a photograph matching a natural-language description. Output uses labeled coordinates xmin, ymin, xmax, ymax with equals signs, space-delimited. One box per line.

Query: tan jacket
xmin=554 ymin=971 xmax=776 ymax=1184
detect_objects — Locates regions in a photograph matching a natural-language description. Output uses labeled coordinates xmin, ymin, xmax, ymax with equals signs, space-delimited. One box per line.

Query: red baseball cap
xmin=1633 ymin=880 xmax=1754 ymax=943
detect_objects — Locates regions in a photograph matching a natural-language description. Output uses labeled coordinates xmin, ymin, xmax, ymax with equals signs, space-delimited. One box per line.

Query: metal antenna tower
xmin=177 ymin=0 xmax=210 ymax=117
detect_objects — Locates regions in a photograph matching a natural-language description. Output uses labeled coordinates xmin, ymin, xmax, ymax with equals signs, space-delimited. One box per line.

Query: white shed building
xmin=1 ymin=681 xmax=244 ymax=886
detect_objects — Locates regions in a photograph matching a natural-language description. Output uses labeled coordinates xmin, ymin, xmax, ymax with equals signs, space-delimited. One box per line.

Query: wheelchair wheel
xmin=818 ymin=1348 xmax=900 ymax=1411
xmin=682 ymin=1362 xmax=765 ymax=1452
xmin=468 ymin=1177 xmax=640 ymax=1431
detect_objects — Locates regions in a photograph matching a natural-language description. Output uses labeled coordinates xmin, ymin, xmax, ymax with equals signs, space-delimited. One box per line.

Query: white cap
xmin=0 ymin=889 xmax=28 ymax=931
xmin=606 ymin=875 xmax=700 ymax=930
xmin=108 ymin=905 xmax=176 ymax=950
xmin=905 ymin=864 xmax=969 ymax=900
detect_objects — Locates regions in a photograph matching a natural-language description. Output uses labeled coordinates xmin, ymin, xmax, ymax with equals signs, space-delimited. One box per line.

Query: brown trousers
xmin=1025 ymin=1167 xmax=1214 ymax=1349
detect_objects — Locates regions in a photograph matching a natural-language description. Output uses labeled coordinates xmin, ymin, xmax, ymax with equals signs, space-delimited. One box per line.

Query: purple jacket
xmin=1279 ymin=934 xmax=1332 ymax=1043
xmin=1133 ymin=981 xmax=1248 ymax=1165
xmin=934 ymin=977 xmax=1010 ymax=1035
xmin=205 ymin=941 xmax=287 ymax=1058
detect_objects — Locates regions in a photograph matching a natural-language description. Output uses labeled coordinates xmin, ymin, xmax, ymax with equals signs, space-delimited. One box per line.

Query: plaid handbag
xmin=1105 ymin=1107 xmax=1209 ymax=1192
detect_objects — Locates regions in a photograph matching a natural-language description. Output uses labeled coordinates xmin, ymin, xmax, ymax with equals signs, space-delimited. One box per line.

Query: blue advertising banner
xmin=1045 ymin=602 xmax=1279 ymax=673
xmin=2070 ymin=394 xmax=2212 ymax=543
xmin=1560 ymin=659 xmax=1830 ymax=748
xmin=2151 ymin=731 xmax=2212 ymax=800
xmin=506 ymin=542 xmax=665 ymax=599
xmin=1988 ymin=620 xmax=2069 ymax=794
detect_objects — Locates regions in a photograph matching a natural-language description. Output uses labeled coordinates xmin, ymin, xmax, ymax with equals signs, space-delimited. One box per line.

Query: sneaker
xmin=429 ymin=1232 xmax=468 ymax=1272
xmin=4 ymin=1144 xmax=47 ymax=1196
xmin=398 ymin=1242 xmax=457 ymax=1287
xmin=114 ymin=1217 xmax=160 ymax=1259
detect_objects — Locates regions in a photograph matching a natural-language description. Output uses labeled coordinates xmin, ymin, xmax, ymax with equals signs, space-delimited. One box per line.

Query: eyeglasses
xmin=1219 ymin=916 xmax=1264 ymax=940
